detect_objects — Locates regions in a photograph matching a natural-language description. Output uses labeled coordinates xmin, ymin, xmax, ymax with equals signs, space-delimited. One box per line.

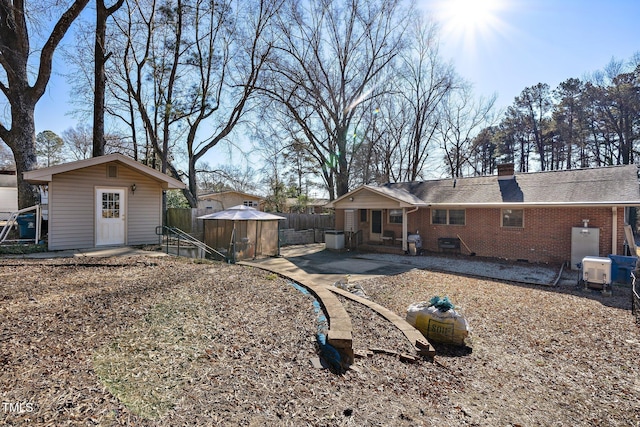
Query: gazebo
xmin=198 ymin=205 xmax=285 ymax=262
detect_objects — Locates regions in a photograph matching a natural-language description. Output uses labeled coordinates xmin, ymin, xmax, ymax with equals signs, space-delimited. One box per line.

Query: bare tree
xmin=107 ymin=0 xmax=281 ymax=207
xmin=260 ymin=0 xmax=410 ymax=199
xmin=93 ymin=0 xmax=126 ymax=157
xmin=396 ymin=15 xmax=455 ymax=181
xmin=438 ymin=86 xmax=496 ymax=178
xmin=62 ymin=124 xmax=93 ymax=160
xmin=0 ymin=140 xmax=14 ymax=169
xmin=0 ymin=0 xmax=89 ymax=208
xmin=197 ymin=162 xmax=259 ymax=194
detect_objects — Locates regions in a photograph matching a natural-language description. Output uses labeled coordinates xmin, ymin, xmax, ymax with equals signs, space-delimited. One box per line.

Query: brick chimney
xmin=497 ymin=163 xmax=515 ymax=178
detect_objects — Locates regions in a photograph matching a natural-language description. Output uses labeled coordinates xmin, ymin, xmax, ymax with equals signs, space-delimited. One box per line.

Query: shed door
xmin=96 ymin=188 xmax=126 ymax=246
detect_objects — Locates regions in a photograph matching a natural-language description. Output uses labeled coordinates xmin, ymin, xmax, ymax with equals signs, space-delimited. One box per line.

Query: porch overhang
xmin=327 ymin=184 xmax=427 ymax=210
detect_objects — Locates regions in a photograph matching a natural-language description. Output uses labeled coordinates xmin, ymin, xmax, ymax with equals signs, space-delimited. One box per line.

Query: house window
xmin=389 ymin=209 xmax=403 ymax=224
xmin=360 ymin=209 xmax=367 ymax=222
xmin=432 ymin=209 xmax=465 ymax=225
xmin=502 ymin=209 xmax=524 ymax=228
xmin=432 ymin=209 xmax=447 ymax=225
xmin=243 ymin=200 xmax=257 ymax=207
xmin=449 ymin=209 xmax=466 ymax=225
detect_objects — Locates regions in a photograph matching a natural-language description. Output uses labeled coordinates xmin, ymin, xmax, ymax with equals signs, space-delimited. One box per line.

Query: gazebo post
xmin=254 ymin=220 xmax=259 ymax=260
xmin=230 ymin=223 xmax=236 ymax=264
xmin=277 ymin=220 xmax=281 ymax=257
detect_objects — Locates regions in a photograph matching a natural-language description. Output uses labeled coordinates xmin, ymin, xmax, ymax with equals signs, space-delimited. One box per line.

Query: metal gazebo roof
xmin=197 ymin=205 xmax=285 ymax=221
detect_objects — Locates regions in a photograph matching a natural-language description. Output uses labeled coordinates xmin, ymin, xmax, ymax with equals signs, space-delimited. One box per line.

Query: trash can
xmin=16 ymin=213 xmax=36 ymax=239
xmin=608 ymin=254 xmax=638 ymax=284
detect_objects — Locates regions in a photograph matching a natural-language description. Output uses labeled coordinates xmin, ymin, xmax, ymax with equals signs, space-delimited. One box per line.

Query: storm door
xmin=371 ymin=210 xmax=382 ymax=241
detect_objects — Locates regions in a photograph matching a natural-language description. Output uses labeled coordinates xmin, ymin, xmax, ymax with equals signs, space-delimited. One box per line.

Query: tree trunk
xmin=94 ymin=0 xmax=124 ymax=157
xmin=0 ymin=0 xmax=90 ymax=208
xmin=93 ymin=0 xmax=108 ymax=157
xmin=11 ymin=113 xmax=39 ymax=208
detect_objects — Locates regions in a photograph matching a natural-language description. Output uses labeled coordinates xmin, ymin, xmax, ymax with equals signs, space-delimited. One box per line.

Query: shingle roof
xmin=383 ymin=165 xmax=640 ymax=206
xmin=363 ymin=185 xmax=428 ymax=206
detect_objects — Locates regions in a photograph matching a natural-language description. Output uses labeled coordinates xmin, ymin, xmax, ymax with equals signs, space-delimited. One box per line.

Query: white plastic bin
xmin=325 ymin=230 xmax=345 ymax=250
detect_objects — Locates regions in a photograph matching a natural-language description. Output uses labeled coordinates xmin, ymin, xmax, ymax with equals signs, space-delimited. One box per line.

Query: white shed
xmin=24 ymin=153 xmax=185 ymax=250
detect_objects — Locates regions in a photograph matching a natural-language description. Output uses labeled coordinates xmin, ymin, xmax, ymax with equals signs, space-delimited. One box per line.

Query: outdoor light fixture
xmin=349 ymin=197 xmax=354 ymax=201
xmin=131 ymin=183 xmax=137 ymax=194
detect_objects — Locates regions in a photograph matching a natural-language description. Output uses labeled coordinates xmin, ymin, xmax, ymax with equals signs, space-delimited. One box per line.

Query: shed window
xmin=432 ymin=209 xmax=465 ymax=225
xmin=502 ymin=209 xmax=524 ymax=228
xmin=389 ymin=209 xmax=403 ymax=224
xmin=360 ymin=209 xmax=367 ymax=222
xmin=243 ymin=200 xmax=257 ymax=207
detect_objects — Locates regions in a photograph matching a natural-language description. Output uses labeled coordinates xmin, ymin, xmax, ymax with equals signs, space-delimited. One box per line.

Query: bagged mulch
xmin=406 ymin=296 xmax=470 ymax=346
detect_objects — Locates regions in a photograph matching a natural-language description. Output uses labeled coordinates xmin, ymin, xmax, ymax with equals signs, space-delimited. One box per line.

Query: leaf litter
xmin=1 ymin=255 xmax=639 ymax=426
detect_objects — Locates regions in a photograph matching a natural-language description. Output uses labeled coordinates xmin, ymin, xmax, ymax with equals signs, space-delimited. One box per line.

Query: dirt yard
xmin=1 ymin=255 xmax=639 ymax=426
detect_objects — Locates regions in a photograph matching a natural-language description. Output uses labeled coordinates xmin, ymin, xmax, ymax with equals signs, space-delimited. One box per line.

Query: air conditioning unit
xmin=580 ymin=256 xmax=612 ymax=292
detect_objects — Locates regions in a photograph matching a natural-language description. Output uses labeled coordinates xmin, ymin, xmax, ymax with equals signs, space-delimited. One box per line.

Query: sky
xmin=32 ymin=0 xmax=640 ymax=151
xmin=419 ymin=0 xmax=640 ymax=111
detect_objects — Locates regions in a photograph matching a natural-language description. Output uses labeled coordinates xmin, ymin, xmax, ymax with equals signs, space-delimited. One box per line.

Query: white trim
xmin=427 ymin=201 xmax=640 ymax=208
xmin=95 ymin=187 xmax=127 ymax=246
xmin=612 ymin=207 xmax=618 ymax=255
xmin=24 ymin=153 xmax=185 ymax=189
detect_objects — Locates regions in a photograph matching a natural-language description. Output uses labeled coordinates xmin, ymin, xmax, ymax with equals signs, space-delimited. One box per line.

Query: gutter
xmin=425 ymin=201 xmax=640 ymax=208
xmin=401 ymin=207 xmax=420 ymax=252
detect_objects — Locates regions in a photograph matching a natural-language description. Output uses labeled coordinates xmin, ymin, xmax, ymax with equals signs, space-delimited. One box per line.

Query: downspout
xmin=612 ymin=207 xmax=618 ymax=255
xmin=402 ymin=207 xmax=420 ymax=252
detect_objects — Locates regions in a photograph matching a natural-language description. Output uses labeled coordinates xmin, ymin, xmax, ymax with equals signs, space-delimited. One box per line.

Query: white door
xmin=344 ymin=210 xmax=356 ymax=232
xmin=96 ymin=188 xmax=126 ymax=246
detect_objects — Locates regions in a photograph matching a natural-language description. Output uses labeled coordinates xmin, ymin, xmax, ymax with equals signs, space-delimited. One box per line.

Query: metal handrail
xmin=345 ymin=229 xmax=363 ymax=249
xmin=0 ymin=205 xmax=41 ymax=245
xmin=156 ymin=226 xmax=227 ymax=262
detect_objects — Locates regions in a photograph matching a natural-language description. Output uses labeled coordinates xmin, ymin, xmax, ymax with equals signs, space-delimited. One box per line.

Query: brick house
xmin=326 ymin=164 xmax=640 ymax=266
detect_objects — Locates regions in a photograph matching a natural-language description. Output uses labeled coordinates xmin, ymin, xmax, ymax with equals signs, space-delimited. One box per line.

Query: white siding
xmin=48 ymin=163 xmax=163 ymax=250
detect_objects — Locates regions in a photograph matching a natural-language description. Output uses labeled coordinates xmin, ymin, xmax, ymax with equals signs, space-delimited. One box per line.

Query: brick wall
xmin=423 ymin=206 xmax=624 ymax=264
xmin=336 ymin=206 xmax=626 ymax=265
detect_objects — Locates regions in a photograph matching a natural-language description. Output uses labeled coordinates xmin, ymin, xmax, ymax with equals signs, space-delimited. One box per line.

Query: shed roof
xmin=23 ymin=153 xmax=185 ymax=189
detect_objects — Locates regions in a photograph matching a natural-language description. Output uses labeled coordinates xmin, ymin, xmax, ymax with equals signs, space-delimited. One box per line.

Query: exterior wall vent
xmin=107 ymin=164 xmax=118 ymax=178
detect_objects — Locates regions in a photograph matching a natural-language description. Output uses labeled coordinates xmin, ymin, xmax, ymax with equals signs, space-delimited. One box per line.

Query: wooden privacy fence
xmin=167 ymin=209 xmax=335 ymax=235
xmin=277 ymin=213 xmax=334 ymax=230
xmin=166 ymin=208 xmax=208 ymax=239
